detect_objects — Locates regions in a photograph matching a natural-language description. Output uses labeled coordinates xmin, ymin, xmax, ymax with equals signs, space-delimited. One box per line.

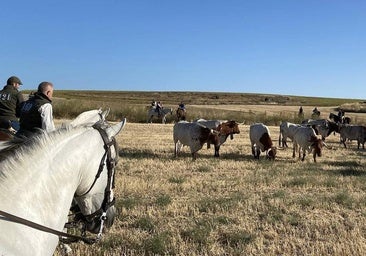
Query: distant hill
xmin=27 ymin=90 xmax=363 ymax=107
xmin=24 ymin=90 xmax=364 ymax=123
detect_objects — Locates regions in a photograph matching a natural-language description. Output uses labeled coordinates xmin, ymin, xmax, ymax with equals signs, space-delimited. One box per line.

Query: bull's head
xmin=309 ymin=135 xmax=323 ymax=161
xmin=266 ymin=146 xmax=277 ymax=160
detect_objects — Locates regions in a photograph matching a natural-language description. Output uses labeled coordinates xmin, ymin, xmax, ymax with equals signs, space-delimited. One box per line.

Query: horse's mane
xmin=0 ymin=129 xmax=54 ymax=162
xmin=0 ymin=126 xmax=92 ymax=163
xmin=0 ymin=126 xmax=101 ymax=190
xmin=0 ymin=136 xmax=29 ymax=162
xmin=0 ymin=119 xmax=111 ymax=162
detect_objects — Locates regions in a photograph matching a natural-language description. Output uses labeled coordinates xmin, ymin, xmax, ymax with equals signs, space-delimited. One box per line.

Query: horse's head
xmin=73 ymin=119 xmax=126 ymax=235
xmin=63 ymin=108 xmax=110 ymax=128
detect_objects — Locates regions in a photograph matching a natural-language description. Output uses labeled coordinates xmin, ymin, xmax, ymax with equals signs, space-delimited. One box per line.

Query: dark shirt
xmin=0 ymin=85 xmax=25 ymax=125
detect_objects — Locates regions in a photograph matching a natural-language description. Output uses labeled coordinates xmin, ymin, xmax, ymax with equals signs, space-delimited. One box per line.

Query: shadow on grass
xmin=119 ymin=149 xmax=163 ymax=159
xmin=334 ymin=169 xmax=366 ymax=176
xmin=216 ymin=152 xmax=253 ymax=161
xmin=119 ymin=148 xmax=249 ymax=161
xmin=322 ymin=160 xmax=366 ymax=176
xmin=119 ymin=149 xmax=217 ymax=160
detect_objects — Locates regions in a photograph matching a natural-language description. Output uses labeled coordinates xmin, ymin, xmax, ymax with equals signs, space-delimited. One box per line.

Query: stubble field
xmin=56 ymin=118 xmax=366 ymax=255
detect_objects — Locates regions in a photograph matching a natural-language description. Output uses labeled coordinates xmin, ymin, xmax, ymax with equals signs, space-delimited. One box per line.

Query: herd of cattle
xmin=173 ymin=114 xmax=366 ymax=161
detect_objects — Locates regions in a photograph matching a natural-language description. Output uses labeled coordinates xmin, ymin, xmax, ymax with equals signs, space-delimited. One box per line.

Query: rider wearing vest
xmin=17 ymin=81 xmax=55 ymax=137
xmin=0 ymin=76 xmax=25 ymax=131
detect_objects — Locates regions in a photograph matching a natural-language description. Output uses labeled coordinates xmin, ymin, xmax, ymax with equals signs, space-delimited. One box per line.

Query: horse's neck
xmin=0 ymin=128 xmax=104 ymax=255
xmin=0 ymin=159 xmax=78 ymax=255
xmin=0 ymin=131 xmax=93 ymax=232
xmin=0 ymin=153 xmax=79 ymax=225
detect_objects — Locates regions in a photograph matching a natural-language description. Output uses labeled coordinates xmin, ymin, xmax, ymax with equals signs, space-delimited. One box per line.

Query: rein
xmin=0 ymin=123 xmax=118 ymax=244
xmin=0 ymin=210 xmax=96 ymax=244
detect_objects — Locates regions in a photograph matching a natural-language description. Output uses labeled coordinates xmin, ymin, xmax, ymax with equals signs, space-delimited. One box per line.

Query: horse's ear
xmin=102 ymin=108 xmax=110 ymax=120
xmin=106 ymin=118 xmax=127 ymax=138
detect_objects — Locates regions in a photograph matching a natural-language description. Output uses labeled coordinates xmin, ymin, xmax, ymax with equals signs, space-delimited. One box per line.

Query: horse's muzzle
xmin=86 ymin=206 xmax=116 ymax=233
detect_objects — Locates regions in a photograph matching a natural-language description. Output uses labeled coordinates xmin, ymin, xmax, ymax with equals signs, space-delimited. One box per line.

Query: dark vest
xmin=18 ymin=92 xmax=52 ymax=133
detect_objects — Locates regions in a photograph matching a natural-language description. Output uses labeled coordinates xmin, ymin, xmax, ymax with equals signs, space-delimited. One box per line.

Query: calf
xmin=249 ymin=123 xmax=276 ymax=160
xmin=173 ymin=121 xmax=219 ymax=160
xmin=195 ymin=119 xmax=240 ymax=157
xmin=292 ymin=126 xmax=323 ymax=162
xmin=339 ymin=124 xmax=366 ymax=149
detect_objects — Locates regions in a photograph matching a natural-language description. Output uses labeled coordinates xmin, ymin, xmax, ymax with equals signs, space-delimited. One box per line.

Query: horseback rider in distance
xmin=156 ymin=101 xmax=163 ymax=117
xmin=178 ymin=101 xmax=186 ymax=112
xmin=151 ymin=99 xmax=157 ymax=108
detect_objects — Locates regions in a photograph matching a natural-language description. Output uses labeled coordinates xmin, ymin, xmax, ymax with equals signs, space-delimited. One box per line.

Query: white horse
xmin=147 ymin=107 xmax=173 ymax=124
xmin=62 ymin=108 xmax=110 ymax=128
xmin=0 ymin=118 xmax=126 ymax=255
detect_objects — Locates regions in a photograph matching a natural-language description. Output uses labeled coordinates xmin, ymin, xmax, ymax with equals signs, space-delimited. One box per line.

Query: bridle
xmin=0 ymin=123 xmax=118 ymax=244
xmin=71 ymin=123 xmax=118 ymax=239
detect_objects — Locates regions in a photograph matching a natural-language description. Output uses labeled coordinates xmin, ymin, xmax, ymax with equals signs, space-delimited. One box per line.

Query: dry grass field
xmin=55 ymin=117 xmax=366 ymax=255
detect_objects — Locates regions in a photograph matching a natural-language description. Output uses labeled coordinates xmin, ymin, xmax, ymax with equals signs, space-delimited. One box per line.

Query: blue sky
xmin=2 ymin=0 xmax=365 ymax=99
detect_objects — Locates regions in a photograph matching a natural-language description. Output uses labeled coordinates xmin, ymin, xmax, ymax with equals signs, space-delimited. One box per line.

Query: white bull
xmin=249 ymin=123 xmax=276 ymax=160
xmin=292 ymin=126 xmax=323 ymax=162
xmin=173 ymin=121 xmax=219 ymax=160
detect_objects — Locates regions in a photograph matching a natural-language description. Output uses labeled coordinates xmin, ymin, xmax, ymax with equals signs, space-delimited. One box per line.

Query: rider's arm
xmin=39 ymin=103 xmax=56 ymax=132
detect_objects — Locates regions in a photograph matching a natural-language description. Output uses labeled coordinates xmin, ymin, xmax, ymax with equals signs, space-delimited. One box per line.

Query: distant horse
xmin=147 ymin=107 xmax=173 ymax=124
xmin=329 ymin=112 xmax=351 ymax=124
xmin=176 ymin=108 xmax=186 ymax=121
xmin=0 ymin=118 xmax=126 ymax=255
